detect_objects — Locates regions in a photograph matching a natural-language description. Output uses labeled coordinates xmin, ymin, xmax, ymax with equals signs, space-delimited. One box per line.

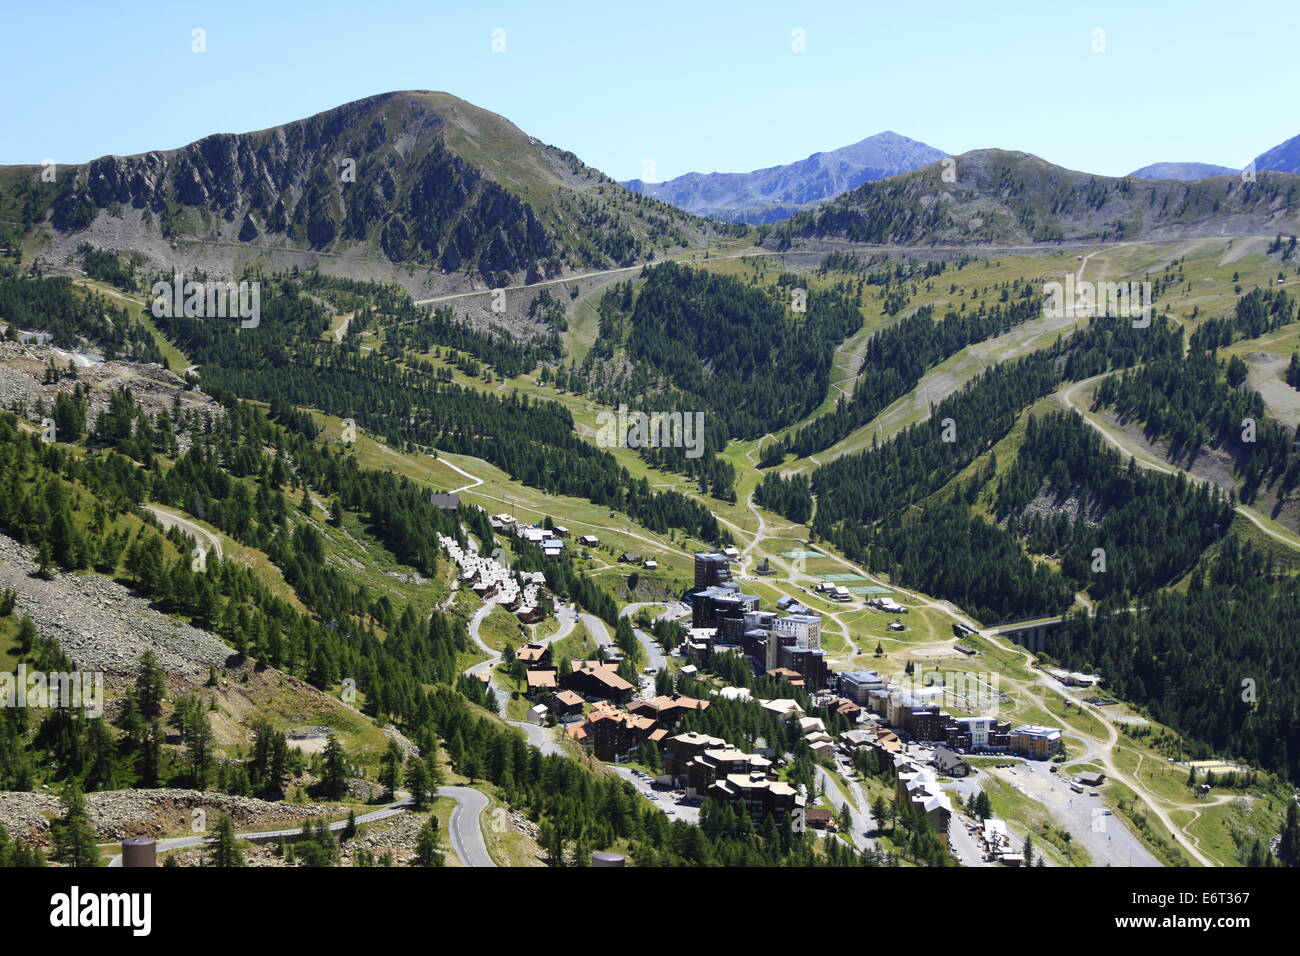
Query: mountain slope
xmin=621 ymin=132 xmax=945 ymax=223
xmin=1254 ymin=132 xmax=1300 ymax=174
xmin=0 ymin=91 xmax=723 ymax=290
xmin=1128 ymin=161 xmax=1238 ymax=180
xmin=779 ymin=149 xmax=1300 ymax=244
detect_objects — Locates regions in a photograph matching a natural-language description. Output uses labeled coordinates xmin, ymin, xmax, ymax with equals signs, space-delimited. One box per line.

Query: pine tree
xmin=414 ymin=817 xmax=444 ymax=867
xmin=205 ymin=815 xmax=245 ymax=867
xmin=50 ymin=783 xmax=100 ymax=867
xmin=320 ymin=735 xmax=348 ymax=800
xmin=379 ymin=741 xmax=405 ymax=800
xmin=406 ymin=759 xmax=432 ymax=810
xmin=136 ymin=651 xmax=166 ymax=717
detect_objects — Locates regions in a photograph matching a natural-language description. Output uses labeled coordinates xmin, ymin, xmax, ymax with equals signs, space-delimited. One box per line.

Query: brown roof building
xmin=525 ymin=668 xmax=558 ymax=695
xmin=550 ymin=689 xmax=585 ymax=718
xmin=627 ymin=693 xmax=710 ymax=729
xmin=569 ymin=702 xmax=659 ymax=761
xmin=560 ymin=660 xmax=635 ymax=704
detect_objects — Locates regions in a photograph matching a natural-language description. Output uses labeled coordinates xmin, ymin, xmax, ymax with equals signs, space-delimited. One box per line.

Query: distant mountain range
xmin=0 ymin=91 xmax=723 ymax=291
xmin=5 ymin=90 xmax=1300 ymax=278
xmin=1255 ymin=133 xmax=1300 ymax=175
xmin=777 ymin=148 xmax=1300 ymax=245
xmin=1128 ymin=162 xmax=1238 ymax=180
xmin=1126 ymin=135 xmax=1300 ymax=181
xmin=621 ymin=132 xmax=946 ymax=224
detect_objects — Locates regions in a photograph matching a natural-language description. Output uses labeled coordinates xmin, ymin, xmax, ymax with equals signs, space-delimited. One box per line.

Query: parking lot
xmin=986 ymin=761 xmax=1161 ymax=867
xmin=608 ymin=765 xmax=702 ymax=825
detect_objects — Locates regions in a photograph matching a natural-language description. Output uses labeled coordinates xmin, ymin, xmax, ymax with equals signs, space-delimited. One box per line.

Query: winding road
xmin=437 ymin=785 xmax=495 ymax=867
xmin=464 ymin=595 xmax=577 ymax=757
xmin=143 ymin=503 xmax=224 ymax=561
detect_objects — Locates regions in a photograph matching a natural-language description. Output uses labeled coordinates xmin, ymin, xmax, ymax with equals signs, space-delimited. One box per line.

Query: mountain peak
xmin=620 ymin=131 xmax=946 ymax=223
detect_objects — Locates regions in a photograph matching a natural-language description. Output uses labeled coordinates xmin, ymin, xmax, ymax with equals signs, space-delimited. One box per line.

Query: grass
xmin=480 ymin=606 xmax=525 ymax=653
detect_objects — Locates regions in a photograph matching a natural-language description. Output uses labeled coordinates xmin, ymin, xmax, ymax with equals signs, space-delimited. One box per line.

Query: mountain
xmin=0 ymin=91 xmax=724 ymax=292
xmin=621 ymin=132 xmax=946 ymax=224
xmin=778 ymin=148 xmax=1300 ymax=245
xmin=1254 ymin=133 xmax=1300 ymax=174
xmin=1128 ymin=162 xmax=1238 ymax=180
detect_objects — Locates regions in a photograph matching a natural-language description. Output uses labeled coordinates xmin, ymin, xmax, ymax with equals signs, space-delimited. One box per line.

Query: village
xmin=442 ymin=513 xmax=1090 ymax=864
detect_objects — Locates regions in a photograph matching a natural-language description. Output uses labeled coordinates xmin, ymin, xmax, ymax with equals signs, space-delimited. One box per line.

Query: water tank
xmin=121 ymin=837 xmax=157 ymax=867
xmin=591 ymin=851 xmax=626 ymax=868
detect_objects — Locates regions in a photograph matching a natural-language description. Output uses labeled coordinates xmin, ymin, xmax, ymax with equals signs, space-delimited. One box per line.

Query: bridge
xmin=987 ymin=617 xmax=1065 ymax=653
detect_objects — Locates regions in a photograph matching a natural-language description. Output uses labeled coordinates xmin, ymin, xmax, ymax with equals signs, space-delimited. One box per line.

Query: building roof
xmin=526 ymin=669 xmax=558 ymax=689
xmin=630 ymin=693 xmax=710 ymax=717
xmin=1012 ymin=724 xmax=1062 ymax=741
xmin=665 ymin=731 xmax=727 ymax=749
xmin=932 ymin=746 xmax=968 ymax=772
xmin=552 ymin=690 xmax=584 ymax=707
xmin=569 ymin=661 xmax=635 ymax=693
xmin=760 ymin=698 xmax=806 ymax=718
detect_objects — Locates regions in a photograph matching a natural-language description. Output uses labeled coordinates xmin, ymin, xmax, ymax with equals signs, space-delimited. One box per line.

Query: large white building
xmin=773 ymin=612 xmax=821 ymax=651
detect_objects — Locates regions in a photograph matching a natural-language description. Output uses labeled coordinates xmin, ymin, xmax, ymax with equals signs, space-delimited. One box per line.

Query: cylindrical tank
xmin=591 ymin=851 xmax=625 ymax=867
xmin=121 ymin=837 xmax=157 ymax=867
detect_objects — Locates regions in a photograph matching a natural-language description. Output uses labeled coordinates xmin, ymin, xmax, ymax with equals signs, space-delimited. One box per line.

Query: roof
xmin=631 ymin=693 xmax=710 ymax=716
xmin=932 ymin=746 xmax=968 ymax=771
xmin=569 ymin=661 xmax=634 ymax=692
xmin=1012 ymin=724 xmax=1062 ymax=740
xmin=526 ymin=669 xmax=558 ymax=689
xmin=553 ymin=690 xmax=584 ymax=706
xmin=760 ymin=698 xmax=805 ymax=718
xmin=665 ymin=731 xmax=727 ymax=749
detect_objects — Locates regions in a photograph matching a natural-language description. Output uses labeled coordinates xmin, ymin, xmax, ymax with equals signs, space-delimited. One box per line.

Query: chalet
xmin=627 ymin=693 xmax=709 ymax=729
xmin=560 ymin=660 xmax=635 ymax=704
xmin=549 ymin=689 xmax=585 ymax=719
xmin=515 ymin=643 xmax=551 ymax=666
xmin=578 ymin=534 xmax=600 ymax=547
xmin=931 ymin=746 xmax=970 ymax=777
xmin=428 ymin=493 xmax=461 ymax=510
xmin=516 ymin=605 xmax=545 ymax=624
xmin=520 ymin=526 xmax=554 ymax=544
xmin=765 ymin=666 xmax=804 ymax=687
xmin=805 ymin=808 xmax=837 ymax=831
xmin=618 ymin=551 xmax=642 ymax=564
xmin=760 ymin=698 xmax=805 ymax=721
xmin=643 ymin=558 xmax=658 ymax=570
xmin=525 ymin=668 xmax=559 ymax=696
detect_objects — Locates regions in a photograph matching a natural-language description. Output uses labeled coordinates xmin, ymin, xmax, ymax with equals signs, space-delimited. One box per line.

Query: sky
xmin=2 ymin=1 xmax=1296 ymax=181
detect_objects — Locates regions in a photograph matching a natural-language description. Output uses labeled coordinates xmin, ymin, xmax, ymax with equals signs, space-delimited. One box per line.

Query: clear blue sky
xmin=3 ymin=1 xmax=1295 ymax=180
